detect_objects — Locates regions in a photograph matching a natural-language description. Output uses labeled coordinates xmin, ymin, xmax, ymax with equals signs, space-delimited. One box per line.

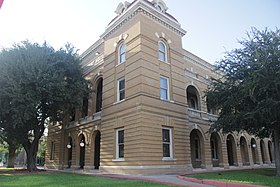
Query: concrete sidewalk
xmin=92 ymin=173 xmax=214 ymax=187
xmin=48 ymin=169 xmax=267 ymax=187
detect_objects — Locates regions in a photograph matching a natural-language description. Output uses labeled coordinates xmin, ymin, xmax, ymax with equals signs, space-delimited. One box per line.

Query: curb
xmin=177 ymin=175 xmax=267 ymax=187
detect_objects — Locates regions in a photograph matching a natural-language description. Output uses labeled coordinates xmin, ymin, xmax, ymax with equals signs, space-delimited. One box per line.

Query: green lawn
xmin=0 ymin=172 xmax=176 ymax=187
xmin=190 ymin=168 xmax=280 ymax=187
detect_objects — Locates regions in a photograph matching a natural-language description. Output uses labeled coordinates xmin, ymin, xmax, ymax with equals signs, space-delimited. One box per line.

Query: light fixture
xmin=252 ymin=144 xmax=257 ymax=148
xmin=67 ymin=144 xmax=72 ymax=149
xmin=95 ymin=52 xmax=100 ymax=56
xmin=80 ymin=140 xmax=85 ymax=147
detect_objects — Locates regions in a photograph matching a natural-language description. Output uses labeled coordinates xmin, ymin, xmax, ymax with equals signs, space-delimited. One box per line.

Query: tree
xmin=0 ymin=41 xmax=88 ymax=171
xmin=205 ymin=28 xmax=280 ymax=176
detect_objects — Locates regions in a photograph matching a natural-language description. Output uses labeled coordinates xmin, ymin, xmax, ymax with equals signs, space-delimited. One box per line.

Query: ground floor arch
xmin=210 ymin=132 xmax=223 ymax=167
xmin=268 ymin=141 xmax=274 ymax=163
xmin=226 ymin=134 xmax=238 ymax=166
xmin=190 ymin=129 xmax=205 ymax=168
xmin=250 ymin=138 xmax=259 ymax=164
xmin=79 ymin=134 xmax=86 ymax=169
xmin=66 ymin=136 xmax=73 ymax=168
xmin=240 ymin=136 xmax=250 ymax=166
xmin=260 ymin=140 xmax=266 ymax=164
xmin=93 ymin=130 xmax=101 ymax=169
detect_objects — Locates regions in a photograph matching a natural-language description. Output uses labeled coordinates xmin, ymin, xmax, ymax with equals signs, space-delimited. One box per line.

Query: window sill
xmin=160 ymin=99 xmax=174 ymax=103
xmin=162 ymin=157 xmax=176 ymax=161
xmin=115 ymin=62 xmax=125 ymax=67
xmin=113 ymin=99 xmax=125 ymax=105
xmin=112 ymin=158 xmax=125 ymax=162
xmin=159 ymin=59 xmax=170 ymax=64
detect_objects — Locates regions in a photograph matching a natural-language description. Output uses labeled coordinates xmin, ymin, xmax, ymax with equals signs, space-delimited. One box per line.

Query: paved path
xmin=93 ymin=173 xmax=214 ymax=187
xmin=49 ymin=169 xmax=267 ymax=187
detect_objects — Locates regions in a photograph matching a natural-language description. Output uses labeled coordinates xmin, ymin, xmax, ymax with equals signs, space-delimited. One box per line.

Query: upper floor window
xmin=160 ymin=76 xmax=169 ymax=100
xmin=158 ymin=41 xmax=167 ymax=62
xmin=119 ymin=42 xmax=126 ymax=64
xmin=187 ymin=86 xmax=200 ymax=110
xmin=117 ymin=78 xmax=125 ymax=101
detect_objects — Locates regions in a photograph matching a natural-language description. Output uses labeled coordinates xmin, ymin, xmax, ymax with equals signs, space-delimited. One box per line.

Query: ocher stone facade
xmin=45 ymin=0 xmax=274 ymax=174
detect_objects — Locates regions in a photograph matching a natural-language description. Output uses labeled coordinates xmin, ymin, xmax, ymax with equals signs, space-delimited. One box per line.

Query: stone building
xmin=45 ymin=0 xmax=274 ymax=174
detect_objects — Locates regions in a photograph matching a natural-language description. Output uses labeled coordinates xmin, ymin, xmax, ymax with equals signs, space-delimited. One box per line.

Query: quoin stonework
xmin=45 ymin=0 xmax=275 ymax=174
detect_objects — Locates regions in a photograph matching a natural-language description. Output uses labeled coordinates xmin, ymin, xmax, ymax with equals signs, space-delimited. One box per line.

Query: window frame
xmin=116 ymin=128 xmax=124 ymax=160
xmin=162 ymin=127 xmax=173 ymax=159
xmin=118 ymin=42 xmax=126 ymax=64
xmin=50 ymin=142 xmax=55 ymax=160
xmin=211 ymin=139 xmax=218 ymax=160
xmin=194 ymin=137 xmax=201 ymax=160
xmin=158 ymin=41 xmax=167 ymax=62
xmin=117 ymin=78 xmax=125 ymax=102
xmin=160 ymin=76 xmax=169 ymax=100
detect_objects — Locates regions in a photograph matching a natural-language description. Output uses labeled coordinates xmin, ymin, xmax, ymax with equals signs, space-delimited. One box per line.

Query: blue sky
xmin=0 ymin=0 xmax=279 ymax=64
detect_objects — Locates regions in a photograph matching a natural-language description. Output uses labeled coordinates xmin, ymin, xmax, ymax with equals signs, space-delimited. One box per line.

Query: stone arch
xmin=78 ymin=133 xmax=86 ymax=169
xmin=91 ymin=130 xmax=101 ymax=169
xmin=268 ymin=140 xmax=274 ymax=163
xmin=240 ymin=136 xmax=250 ymax=166
xmin=66 ymin=136 xmax=73 ymax=168
xmin=260 ymin=139 xmax=266 ymax=164
xmin=250 ymin=138 xmax=259 ymax=164
xmin=186 ymin=85 xmax=201 ymax=110
xmin=190 ymin=129 xmax=205 ymax=168
xmin=226 ymin=134 xmax=238 ymax=166
xmin=210 ymin=132 xmax=223 ymax=167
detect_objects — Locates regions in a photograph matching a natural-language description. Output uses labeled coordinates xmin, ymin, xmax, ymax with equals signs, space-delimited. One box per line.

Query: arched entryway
xmin=250 ymin=138 xmax=259 ymax=164
xmin=66 ymin=137 xmax=73 ymax=168
xmin=260 ymin=140 xmax=266 ymax=164
xmin=95 ymin=78 xmax=103 ymax=113
xmin=226 ymin=134 xmax=237 ymax=166
xmin=210 ymin=132 xmax=223 ymax=167
xmin=79 ymin=134 xmax=86 ymax=169
xmin=268 ymin=141 xmax=274 ymax=163
xmin=240 ymin=136 xmax=250 ymax=166
xmin=93 ymin=131 xmax=101 ymax=169
xmin=190 ymin=129 xmax=204 ymax=168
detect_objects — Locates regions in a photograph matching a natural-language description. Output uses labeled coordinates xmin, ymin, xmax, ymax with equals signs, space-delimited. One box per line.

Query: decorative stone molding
xmin=152 ymin=0 xmax=168 ymax=13
xmin=115 ymin=1 xmax=130 ymax=15
xmin=102 ymin=1 xmax=186 ymax=40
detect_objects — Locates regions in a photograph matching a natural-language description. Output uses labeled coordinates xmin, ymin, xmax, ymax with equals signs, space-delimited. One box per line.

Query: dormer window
xmin=119 ymin=42 xmax=126 ymax=64
xmin=158 ymin=41 xmax=167 ymax=62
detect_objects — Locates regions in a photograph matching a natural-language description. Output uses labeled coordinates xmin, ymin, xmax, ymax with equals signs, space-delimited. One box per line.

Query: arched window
xmin=119 ymin=42 xmax=126 ymax=64
xmin=187 ymin=86 xmax=200 ymax=110
xmin=158 ymin=41 xmax=167 ymax=62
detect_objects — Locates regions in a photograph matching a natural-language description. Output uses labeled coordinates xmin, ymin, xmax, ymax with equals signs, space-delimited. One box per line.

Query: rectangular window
xmin=116 ymin=128 xmax=124 ymax=159
xmin=117 ymin=78 xmax=125 ymax=101
xmin=160 ymin=76 xmax=169 ymax=100
xmin=211 ymin=140 xmax=218 ymax=159
xmin=162 ymin=127 xmax=173 ymax=158
xmin=50 ymin=142 xmax=55 ymax=160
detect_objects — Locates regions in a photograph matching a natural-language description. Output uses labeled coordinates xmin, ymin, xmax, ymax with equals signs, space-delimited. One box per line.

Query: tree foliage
xmin=206 ymin=28 xmax=280 ymax=136
xmin=0 ymin=41 xmax=88 ymax=171
xmin=205 ymin=27 xmax=280 ymax=175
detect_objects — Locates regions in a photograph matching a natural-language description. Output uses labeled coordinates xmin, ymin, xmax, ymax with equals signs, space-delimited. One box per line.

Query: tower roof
xmin=102 ymin=0 xmax=186 ymax=39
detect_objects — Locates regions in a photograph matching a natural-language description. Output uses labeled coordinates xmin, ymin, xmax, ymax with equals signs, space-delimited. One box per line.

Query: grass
xmin=190 ymin=168 xmax=280 ymax=187
xmin=0 ymin=172 xmax=176 ymax=187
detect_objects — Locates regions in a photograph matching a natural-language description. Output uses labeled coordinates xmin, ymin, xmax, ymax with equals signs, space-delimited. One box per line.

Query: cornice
xmin=100 ymin=0 xmax=186 ymax=39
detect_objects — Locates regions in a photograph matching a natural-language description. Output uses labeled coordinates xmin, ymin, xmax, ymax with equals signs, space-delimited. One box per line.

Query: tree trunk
xmin=7 ymin=143 xmax=15 ymax=168
xmin=273 ymin=126 xmax=280 ymax=176
xmin=24 ymin=139 xmax=39 ymax=172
